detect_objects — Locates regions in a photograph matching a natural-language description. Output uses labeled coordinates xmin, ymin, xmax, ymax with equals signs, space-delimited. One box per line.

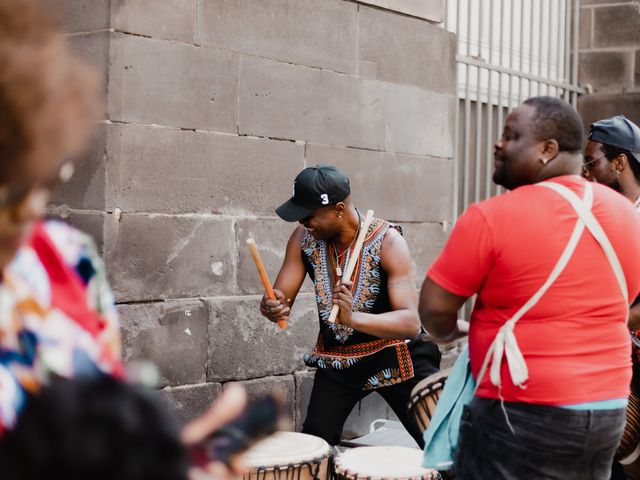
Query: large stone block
xmin=51 ymin=124 xmax=107 ymax=211
xmin=207 ymin=294 xmax=318 ymax=382
xmin=44 ymin=0 xmax=111 ymax=33
xmin=108 ymin=33 xmax=238 ymax=132
xmin=636 ymin=50 xmax=640 ymax=89
xmin=305 ymin=145 xmax=453 ymax=223
xmin=106 ymin=124 xmax=304 ymax=214
xmin=579 ymin=7 xmax=592 ymax=50
xmin=358 ymin=6 xmax=455 ymax=93
xmin=357 ymin=0 xmax=444 ymax=22
xmin=111 ymin=0 xmax=195 ymax=43
xmin=224 ymin=375 xmax=296 ymax=429
xmin=67 ymin=31 xmax=110 ymax=83
xmin=384 ymin=84 xmax=455 ymax=157
xmin=196 ymin=0 xmax=357 ymax=74
xmin=294 ymin=370 xmax=315 ymax=431
xmin=104 ymin=214 xmax=235 ymax=301
xmin=160 ymin=382 xmax=222 ymax=426
xmin=119 ymin=299 xmax=209 ymax=387
xmin=578 ymin=93 xmax=640 ymax=130
xmin=239 ymin=56 xmax=385 ymax=150
xmin=398 ymin=222 xmax=449 ymax=288
xmin=579 ymin=51 xmax=634 ymax=93
xmin=236 ymin=219 xmax=313 ymax=295
xmin=593 ymin=4 xmax=640 ymax=49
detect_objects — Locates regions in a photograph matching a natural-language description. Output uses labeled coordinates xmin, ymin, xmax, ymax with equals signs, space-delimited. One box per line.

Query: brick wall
xmin=47 ymin=0 xmax=455 ymax=437
xmin=578 ymin=1 xmax=640 ymax=127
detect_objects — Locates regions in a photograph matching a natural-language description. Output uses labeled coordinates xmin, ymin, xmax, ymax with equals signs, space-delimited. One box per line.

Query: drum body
xmin=243 ymin=431 xmax=330 ymax=480
xmin=408 ymin=369 xmax=451 ymax=433
xmin=333 ymin=446 xmax=440 ymax=480
xmin=617 ymin=391 xmax=640 ymax=479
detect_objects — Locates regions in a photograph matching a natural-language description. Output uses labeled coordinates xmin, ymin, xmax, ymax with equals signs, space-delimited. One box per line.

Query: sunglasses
xmin=581 ymin=154 xmax=608 ymax=173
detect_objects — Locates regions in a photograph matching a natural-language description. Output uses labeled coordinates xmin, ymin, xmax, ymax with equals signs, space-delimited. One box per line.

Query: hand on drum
xmin=423 ymin=319 xmax=470 ymax=345
xmin=259 ymin=289 xmax=290 ymax=324
xmin=333 ymin=280 xmax=355 ymax=327
xmin=182 ymin=384 xmax=248 ymax=480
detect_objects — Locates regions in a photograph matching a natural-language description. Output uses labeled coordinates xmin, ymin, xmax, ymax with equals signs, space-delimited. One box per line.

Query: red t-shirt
xmin=428 ymin=175 xmax=640 ymax=405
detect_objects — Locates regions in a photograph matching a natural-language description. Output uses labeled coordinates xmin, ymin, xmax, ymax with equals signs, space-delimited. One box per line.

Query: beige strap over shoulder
xmin=475 ymin=181 xmax=627 ymax=392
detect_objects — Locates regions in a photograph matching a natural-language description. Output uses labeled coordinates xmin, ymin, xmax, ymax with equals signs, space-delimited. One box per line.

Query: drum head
xmin=335 ymin=446 xmax=436 ymax=479
xmin=410 ymin=368 xmax=451 ymax=399
xmin=244 ymin=432 xmax=330 ymax=468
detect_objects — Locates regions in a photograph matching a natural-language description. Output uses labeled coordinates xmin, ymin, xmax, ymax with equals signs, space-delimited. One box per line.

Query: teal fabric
xmin=422 ymin=345 xmax=475 ymax=471
xmin=560 ymin=398 xmax=628 ymax=410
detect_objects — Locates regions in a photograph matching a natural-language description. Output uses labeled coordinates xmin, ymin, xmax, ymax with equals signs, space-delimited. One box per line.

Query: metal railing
xmin=445 ymin=0 xmax=585 ymax=220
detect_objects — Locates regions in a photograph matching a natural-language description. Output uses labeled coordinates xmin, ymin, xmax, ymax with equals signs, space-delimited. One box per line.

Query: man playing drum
xmin=259 ymin=165 xmax=440 ymax=448
xmin=582 ymin=115 xmax=640 ymax=479
xmin=419 ymin=97 xmax=640 ymax=479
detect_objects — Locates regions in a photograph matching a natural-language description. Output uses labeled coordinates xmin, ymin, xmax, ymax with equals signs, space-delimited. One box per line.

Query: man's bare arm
xmin=260 ymin=226 xmax=307 ymax=323
xmin=418 ymin=277 xmax=468 ymax=342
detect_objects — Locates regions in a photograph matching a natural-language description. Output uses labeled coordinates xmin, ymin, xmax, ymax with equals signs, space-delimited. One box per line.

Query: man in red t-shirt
xmin=419 ymin=96 xmax=640 ymax=480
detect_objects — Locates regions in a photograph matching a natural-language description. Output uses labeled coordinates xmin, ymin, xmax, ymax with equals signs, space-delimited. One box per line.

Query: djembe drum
xmin=408 ymin=369 xmax=451 ymax=433
xmin=333 ymin=446 xmax=440 ymax=479
xmin=616 ymin=391 xmax=640 ymax=479
xmin=242 ymin=431 xmax=331 ymax=480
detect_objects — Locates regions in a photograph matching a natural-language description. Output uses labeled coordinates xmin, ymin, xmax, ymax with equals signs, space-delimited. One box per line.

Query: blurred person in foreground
xmin=0 ymin=0 xmax=246 ymax=477
xmin=420 ymin=97 xmax=640 ymax=479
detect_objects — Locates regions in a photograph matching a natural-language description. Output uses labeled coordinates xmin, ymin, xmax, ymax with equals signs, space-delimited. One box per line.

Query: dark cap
xmin=276 ymin=165 xmax=350 ymax=222
xmin=588 ymin=115 xmax=640 ymax=159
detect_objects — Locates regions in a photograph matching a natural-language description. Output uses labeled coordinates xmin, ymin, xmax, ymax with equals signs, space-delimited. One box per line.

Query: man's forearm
xmin=350 ymin=310 xmax=421 ymax=339
xmin=420 ymin=310 xmax=458 ymax=342
xmin=629 ymin=304 xmax=640 ymax=331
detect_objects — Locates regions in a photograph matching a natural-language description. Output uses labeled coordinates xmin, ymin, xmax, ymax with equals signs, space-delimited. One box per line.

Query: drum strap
xmin=475 ymin=181 xmax=627 ymax=392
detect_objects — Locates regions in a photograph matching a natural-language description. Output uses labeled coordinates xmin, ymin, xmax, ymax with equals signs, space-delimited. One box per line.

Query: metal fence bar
xmin=571 ymin=0 xmax=580 ymax=106
xmin=456 ymin=55 xmax=585 ymax=94
xmin=462 ymin=0 xmax=472 ymax=212
xmin=474 ymin=0 xmax=484 ymax=203
xmin=518 ymin=0 xmax=525 ymax=103
xmin=563 ymin=0 xmax=571 ymax=101
xmin=485 ymin=0 xmax=495 ymax=199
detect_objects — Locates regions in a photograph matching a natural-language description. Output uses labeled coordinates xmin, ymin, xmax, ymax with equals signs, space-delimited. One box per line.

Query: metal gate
xmin=444 ymin=0 xmax=586 ymax=220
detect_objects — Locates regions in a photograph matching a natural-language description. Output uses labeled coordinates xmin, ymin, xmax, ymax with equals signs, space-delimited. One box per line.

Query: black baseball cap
xmin=276 ymin=165 xmax=351 ymax=222
xmin=588 ymin=115 xmax=640 ymax=162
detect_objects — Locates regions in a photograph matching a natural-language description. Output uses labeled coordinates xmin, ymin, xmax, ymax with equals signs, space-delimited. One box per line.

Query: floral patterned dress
xmin=0 ymin=221 xmax=122 ymax=432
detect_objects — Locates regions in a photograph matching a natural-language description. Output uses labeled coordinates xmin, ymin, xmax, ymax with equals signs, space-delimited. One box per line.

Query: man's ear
xmin=334 ymin=202 xmax=346 ymax=215
xmin=541 ymin=139 xmax=560 ymax=164
xmin=614 ymin=153 xmax=628 ymax=173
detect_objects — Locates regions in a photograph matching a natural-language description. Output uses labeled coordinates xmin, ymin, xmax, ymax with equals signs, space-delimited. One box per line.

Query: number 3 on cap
xmin=320 ymin=194 xmax=329 ymax=205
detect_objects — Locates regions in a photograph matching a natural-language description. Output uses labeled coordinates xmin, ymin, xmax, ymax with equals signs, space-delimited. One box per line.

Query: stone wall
xmin=578 ymin=1 xmax=640 ymax=127
xmin=48 ymin=0 xmax=456 ymax=437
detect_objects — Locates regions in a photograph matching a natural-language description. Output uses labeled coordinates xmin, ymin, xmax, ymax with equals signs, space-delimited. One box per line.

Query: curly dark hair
xmin=0 ymin=0 xmax=101 ymax=184
xmin=0 ymin=375 xmax=189 ymax=480
xmin=523 ymin=96 xmax=584 ymax=153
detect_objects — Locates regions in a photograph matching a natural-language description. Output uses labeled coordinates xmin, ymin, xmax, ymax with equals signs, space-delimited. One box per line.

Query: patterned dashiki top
xmin=301 ymin=218 xmax=416 ymax=391
xmin=0 ymin=221 xmax=122 ymax=433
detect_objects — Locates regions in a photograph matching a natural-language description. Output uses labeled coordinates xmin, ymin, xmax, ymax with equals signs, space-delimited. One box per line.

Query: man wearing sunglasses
xmin=582 ymin=116 xmax=640 ymax=209
xmin=582 ymin=115 xmax=640 ymax=480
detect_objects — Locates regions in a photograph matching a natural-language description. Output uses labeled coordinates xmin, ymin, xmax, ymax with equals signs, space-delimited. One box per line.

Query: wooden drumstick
xmin=247 ymin=238 xmax=287 ymax=330
xmin=328 ymin=209 xmax=374 ymax=324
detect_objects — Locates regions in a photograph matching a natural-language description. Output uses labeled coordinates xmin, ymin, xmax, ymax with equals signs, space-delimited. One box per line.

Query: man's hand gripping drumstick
xmin=328 ymin=209 xmax=374 ymax=324
xmin=248 ymin=239 xmax=288 ymax=330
